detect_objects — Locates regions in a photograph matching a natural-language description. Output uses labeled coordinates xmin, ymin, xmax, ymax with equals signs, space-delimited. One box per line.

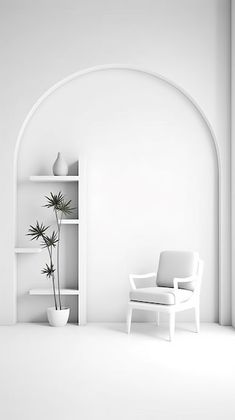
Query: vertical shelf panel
xmin=78 ymin=159 xmax=87 ymax=325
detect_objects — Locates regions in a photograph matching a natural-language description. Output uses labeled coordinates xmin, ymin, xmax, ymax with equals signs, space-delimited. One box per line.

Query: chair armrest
xmin=172 ymin=276 xmax=197 ymax=304
xmin=173 ymin=276 xmax=197 ymax=290
xmin=129 ymin=272 xmax=156 ymax=290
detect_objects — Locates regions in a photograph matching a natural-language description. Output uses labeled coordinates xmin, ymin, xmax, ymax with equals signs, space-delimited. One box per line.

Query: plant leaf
xmin=58 ymin=199 xmax=76 ymax=216
xmin=27 ymin=221 xmax=49 ymax=241
xmin=41 ymin=263 xmax=55 ymax=278
xmin=41 ymin=231 xmax=58 ymax=248
xmin=44 ymin=191 xmax=64 ymax=210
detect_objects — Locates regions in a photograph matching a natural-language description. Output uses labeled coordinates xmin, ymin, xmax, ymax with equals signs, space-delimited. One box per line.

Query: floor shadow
xmin=105 ymin=322 xmax=170 ymax=342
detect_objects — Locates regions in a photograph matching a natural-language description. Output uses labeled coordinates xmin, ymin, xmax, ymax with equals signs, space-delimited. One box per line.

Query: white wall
xmin=17 ymin=69 xmax=217 ymax=322
xmin=0 ymin=0 xmax=231 ymax=324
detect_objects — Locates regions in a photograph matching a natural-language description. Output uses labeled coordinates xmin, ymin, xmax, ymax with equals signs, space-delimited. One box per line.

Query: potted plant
xmin=27 ymin=191 xmax=75 ymax=326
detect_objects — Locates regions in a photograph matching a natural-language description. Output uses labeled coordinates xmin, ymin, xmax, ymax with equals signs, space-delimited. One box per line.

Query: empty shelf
xmin=15 ymin=248 xmax=42 ymax=254
xmin=59 ymin=219 xmax=79 ymax=225
xmin=29 ymin=289 xmax=79 ymax=295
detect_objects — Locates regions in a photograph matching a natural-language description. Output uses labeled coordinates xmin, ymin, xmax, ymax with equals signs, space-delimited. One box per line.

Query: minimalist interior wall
xmin=17 ymin=69 xmax=218 ymax=322
xmin=0 ymin=0 xmax=230 ymax=324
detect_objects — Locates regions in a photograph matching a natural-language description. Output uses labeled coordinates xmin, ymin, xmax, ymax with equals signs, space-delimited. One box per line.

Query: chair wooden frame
xmin=127 ymin=259 xmax=204 ymax=341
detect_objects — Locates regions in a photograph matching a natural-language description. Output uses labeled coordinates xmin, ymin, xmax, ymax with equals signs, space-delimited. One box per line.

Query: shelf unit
xmin=16 ymin=160 xmax=86 ymax=325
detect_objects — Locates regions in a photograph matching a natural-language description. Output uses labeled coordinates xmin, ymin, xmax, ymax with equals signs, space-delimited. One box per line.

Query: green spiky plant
xmin=27 ymin=192 xmax=75 ymax=310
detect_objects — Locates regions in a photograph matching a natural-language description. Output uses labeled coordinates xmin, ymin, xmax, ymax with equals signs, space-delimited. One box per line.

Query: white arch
xmin=13 ymin=64 xmax=221 ymax=321
xmin=14 ymin=64 xmax=220 ymax=166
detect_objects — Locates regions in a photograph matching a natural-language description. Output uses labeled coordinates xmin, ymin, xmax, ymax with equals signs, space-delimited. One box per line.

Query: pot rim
xmin=47 ymin=306 xmax=70 ymax=311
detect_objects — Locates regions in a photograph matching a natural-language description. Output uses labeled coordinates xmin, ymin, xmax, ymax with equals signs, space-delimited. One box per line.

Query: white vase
xmin=47 ymin=307 xmax=70 ymax=327
xmin=52 ymin=152 xmax=68 ymax=176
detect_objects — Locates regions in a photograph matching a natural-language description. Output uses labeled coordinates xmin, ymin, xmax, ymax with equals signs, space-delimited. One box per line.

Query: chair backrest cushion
xmin=156 ymin=251 xmax=199 ymax=291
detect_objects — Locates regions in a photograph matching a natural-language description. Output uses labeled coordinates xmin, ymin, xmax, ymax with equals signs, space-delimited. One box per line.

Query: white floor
xmin=0 ymin=323 xmax=235 ymax=420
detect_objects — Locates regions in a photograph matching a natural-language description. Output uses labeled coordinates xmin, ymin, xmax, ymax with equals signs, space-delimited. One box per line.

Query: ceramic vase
xmin=52 ymin=152 xmax=68 ymax=176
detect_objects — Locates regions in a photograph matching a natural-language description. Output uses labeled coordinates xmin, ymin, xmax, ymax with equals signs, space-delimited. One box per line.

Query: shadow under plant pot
xmin=47 ymin=307 xmax=70 ymax=327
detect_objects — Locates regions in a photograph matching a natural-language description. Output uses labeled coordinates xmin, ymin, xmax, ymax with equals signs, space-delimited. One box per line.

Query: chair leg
xmin=126 ymin=306 xmax=133 ymax=334
xmin=156 ymin=312 xmax=160 ymax=326
xmin=195 ymin=305 xmax=200 ymax=333
xmin=169 ymin=312 xmax=175 ymax=341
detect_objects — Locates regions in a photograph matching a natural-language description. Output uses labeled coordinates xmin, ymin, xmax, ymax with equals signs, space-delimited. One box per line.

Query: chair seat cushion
xmin=130 ymin=287 xmax=193 ymax=305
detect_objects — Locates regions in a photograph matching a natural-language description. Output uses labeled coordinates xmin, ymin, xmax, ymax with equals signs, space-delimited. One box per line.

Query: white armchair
xmin=127 ymin=251 xmax=204 ymax=341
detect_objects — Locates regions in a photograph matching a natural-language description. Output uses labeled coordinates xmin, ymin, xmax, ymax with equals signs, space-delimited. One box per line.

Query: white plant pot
xmin=47 ymin=307 xmax=70 ymax=327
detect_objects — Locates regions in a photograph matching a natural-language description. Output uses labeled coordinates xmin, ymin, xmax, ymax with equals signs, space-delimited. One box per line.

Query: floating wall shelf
xmin=15 ymin=248 xmax=42 ymax=254
xmin=59 ymin=219 xmax=79 ymax=225
xmin=30 ymin=175 xmax=79 ymax=182
xmin=29 ymin=288 xmax=79 ymax=295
